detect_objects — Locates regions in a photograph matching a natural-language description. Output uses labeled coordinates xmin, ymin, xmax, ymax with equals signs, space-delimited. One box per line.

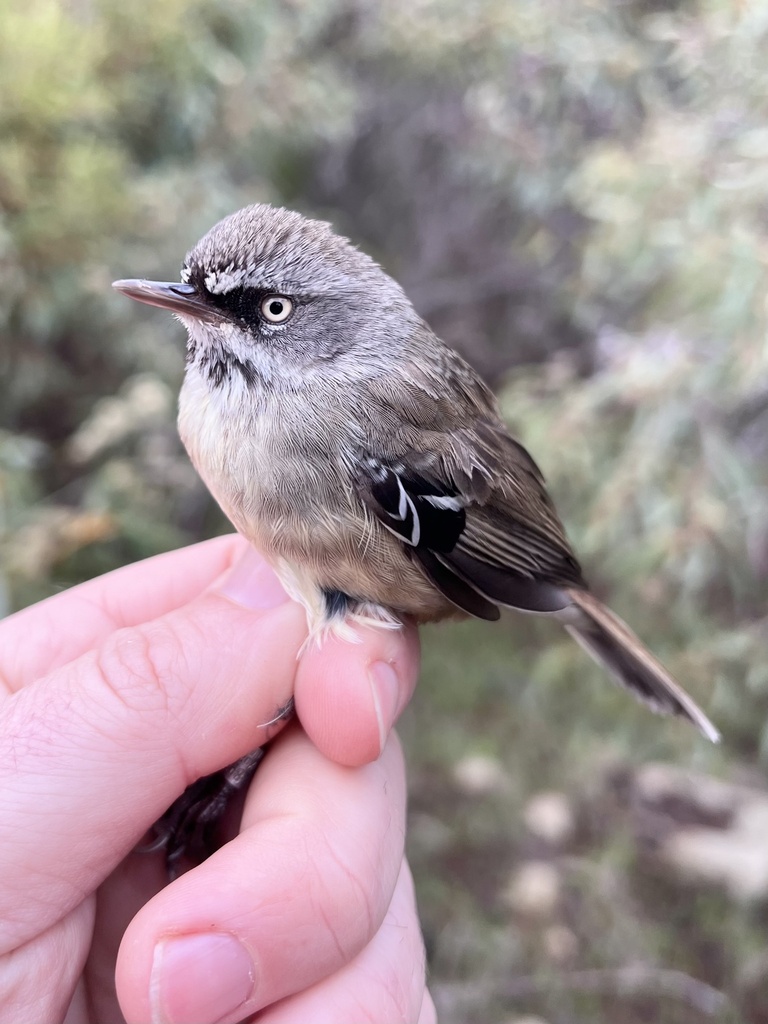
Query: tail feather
xmin=563 ymin=588 xmax=720 ymax=743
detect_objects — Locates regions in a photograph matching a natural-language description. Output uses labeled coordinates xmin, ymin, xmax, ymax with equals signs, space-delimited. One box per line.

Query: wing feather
xmin=354 ymin=419 xmax=587 ymax=617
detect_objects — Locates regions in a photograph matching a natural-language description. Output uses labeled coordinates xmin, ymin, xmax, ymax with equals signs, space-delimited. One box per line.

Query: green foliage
xmin=2 ymin=0 xmax=768 ymax=1020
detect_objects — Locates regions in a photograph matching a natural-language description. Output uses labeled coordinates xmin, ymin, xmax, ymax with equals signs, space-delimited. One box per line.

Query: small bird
xmin=114 ymin=203 xmax=719 ymax=749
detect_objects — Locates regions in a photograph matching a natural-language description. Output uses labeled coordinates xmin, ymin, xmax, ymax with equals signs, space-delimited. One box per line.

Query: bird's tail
xmin=562 ymin=588 xmax=720 ymax=743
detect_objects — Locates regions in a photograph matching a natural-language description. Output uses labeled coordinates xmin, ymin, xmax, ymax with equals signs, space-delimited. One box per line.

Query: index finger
xmin=0 ymin=534 xmax=247 ymax=692
xmin=0 ymin=554 xmax=308 ymax=956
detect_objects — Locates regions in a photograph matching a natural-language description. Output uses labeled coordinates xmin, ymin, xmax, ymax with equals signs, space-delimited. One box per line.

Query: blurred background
xmin=1 ymin=0 xmax=767 ymax=1020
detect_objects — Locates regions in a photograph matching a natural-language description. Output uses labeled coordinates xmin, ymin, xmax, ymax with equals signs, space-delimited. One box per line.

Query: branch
xmin=436 ymin=966 xmax=731 ymax=1018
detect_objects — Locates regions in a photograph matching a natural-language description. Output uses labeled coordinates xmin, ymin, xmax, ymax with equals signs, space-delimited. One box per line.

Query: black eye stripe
xmin=200 ymin=285 xmax=296 ymax=327
xmin=205 ymin=286 xmax=259 ymax=317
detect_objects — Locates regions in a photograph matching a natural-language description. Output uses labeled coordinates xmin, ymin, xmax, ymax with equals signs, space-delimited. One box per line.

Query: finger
xmin=418 ymin=989 xmax=439 ymax=1024
xmin=0 ymin=548 xmax=307 ymax=954
xmin=0 ymin=534 xmax=248 ymax=692
xmin=254 ymin=861 xmax=428 ymax=1024
xmin=0 ymin=900 xmax=93 ymax=1024
xmin=115 ymin=727 xmax=408 ymax=1024
xmin=295 ymin=622 xmax=420 ymax=766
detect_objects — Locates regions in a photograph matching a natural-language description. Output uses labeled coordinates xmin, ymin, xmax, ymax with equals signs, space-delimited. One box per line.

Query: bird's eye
xmin=260 ymin=295 xmax=294 ymax=324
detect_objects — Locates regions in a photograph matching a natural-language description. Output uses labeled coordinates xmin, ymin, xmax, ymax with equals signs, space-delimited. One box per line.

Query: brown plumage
xmin=113 ymin=203 xmax=719 ymax=744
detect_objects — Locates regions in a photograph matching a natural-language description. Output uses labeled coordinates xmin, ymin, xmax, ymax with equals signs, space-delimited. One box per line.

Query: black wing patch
xmin=416 ymin=548 xmax=501 ymax=621
xmin=359 ymin=456 xmax=497 ymax=619
xmin=365 ymin=459 xmax=465 ymax=553
xmin=356 ymin=455 xmax=579 ymax=619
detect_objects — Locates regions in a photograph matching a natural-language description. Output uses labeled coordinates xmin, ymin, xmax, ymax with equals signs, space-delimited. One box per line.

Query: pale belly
xmin=225 ymin=478 xmax=451 ymax=627
xmin=178 ymin=372 xmax=454 ymax=628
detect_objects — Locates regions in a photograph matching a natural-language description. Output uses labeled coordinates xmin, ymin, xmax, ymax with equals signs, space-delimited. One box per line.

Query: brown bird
xmin=114 ymin=203 xmax=719 ymax=751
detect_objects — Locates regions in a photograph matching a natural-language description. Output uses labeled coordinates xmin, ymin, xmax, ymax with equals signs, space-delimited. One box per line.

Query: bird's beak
xmin=112 ymin=279 xmax=225 ymax=324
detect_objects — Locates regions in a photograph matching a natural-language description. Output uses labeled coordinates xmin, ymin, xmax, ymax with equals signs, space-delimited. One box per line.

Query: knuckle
xmin=310 ymin=830 xmax=379 ymax=949
xmin=91 ymin=620 xmax=193 ymax=722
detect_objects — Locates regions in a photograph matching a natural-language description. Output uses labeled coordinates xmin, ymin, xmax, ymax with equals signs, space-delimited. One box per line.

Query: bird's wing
xmin=353 ymin=413 xmax=587 ymax=621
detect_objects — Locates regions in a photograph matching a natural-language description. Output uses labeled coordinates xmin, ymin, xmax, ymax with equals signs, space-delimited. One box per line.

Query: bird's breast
xmin=176 ymin=367 xmax=453 ymax=620
xmin=179 ymin=369 xmax=348 ymax=542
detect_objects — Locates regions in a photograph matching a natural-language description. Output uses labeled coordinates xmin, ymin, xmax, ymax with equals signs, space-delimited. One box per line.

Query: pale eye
xmin=260 ymin=295 xmax=294 ymax=324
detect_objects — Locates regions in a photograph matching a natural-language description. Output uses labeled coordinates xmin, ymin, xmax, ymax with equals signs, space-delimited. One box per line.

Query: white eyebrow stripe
xmin=205 ymin=267 xmax=248 ymax=293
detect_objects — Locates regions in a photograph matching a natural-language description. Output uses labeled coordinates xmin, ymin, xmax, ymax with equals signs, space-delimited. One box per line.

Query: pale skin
xmin=0 ymin=535 xmax=436 ymax=1024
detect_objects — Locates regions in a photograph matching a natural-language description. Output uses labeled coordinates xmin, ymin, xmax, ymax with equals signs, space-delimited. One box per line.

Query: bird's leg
xmin=143 ymin=697 xmax=295 ymax=878
xmin=297 ymin=588 xmax=402 ymax=652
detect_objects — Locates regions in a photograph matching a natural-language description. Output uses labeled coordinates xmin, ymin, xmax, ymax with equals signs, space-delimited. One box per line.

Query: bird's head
xmin=113 ymin=204 xmax=417 ymax=392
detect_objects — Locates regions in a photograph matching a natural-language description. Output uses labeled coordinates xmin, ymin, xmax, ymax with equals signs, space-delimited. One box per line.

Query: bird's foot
xmin=144 ymin=700 xmax=295 ymax=878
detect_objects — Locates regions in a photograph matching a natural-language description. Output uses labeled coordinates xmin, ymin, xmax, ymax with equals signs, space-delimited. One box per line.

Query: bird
xmin=113 ymin=203 xmax=720 ymax=750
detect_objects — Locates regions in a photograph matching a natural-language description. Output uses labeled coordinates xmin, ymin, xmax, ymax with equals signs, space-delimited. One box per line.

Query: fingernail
xmin=151 ymin=932 xmax=256 ymax=1024
xmin=368 ymin=660 xmax=401 ymax=754
xmin=217 ymin=548 xmax=289 ymax=610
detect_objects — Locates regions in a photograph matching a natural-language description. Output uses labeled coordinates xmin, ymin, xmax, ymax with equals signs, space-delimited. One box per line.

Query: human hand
xmin=0 ymin=535 xmax=435 ymax=1023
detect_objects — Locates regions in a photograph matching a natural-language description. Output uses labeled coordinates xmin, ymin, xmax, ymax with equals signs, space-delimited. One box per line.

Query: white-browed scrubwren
xmin=114 ymin=203 xmax=719 ymax=745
